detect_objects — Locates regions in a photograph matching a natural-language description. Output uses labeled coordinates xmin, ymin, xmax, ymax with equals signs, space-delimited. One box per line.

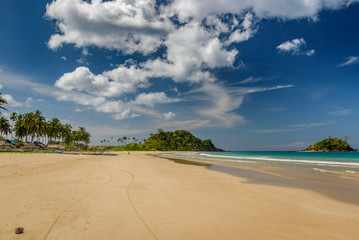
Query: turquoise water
xmin=180 ymin=151 xmax=359 ymax=166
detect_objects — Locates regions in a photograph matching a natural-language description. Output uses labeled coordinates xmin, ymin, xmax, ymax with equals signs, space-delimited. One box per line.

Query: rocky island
xmin=304 ymin=137 xmax=355 ymax=152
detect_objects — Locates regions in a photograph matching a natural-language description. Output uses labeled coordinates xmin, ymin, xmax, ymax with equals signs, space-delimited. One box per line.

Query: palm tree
xmin=9 ymin=112 xmax=18 ymax=140
xmin=47 ymin=118 xmax=61 ymax=144
xmin=14 ymin=113 xmax=25 ymax=141
xmin=61 ymin=123 xmax=72 ymax=144
xmin=33 ymin=110 xmax=46 ymax=142
xmin=117 ymin=138 xmax=123 ymax=146
xmin=122 ymin=136 xmax=128 ymax=146
xmin=73 ymin=127 xmax=91 ymax=145
xmin=0 ymin=93 xmax=8 ymax=112
xmin=0 ymin=116 xmax=11 ymax=138
xmin=21 ymin=112 xmax=36 ymax=142
xmin=78 ymin=127 xmax=91 ymax=144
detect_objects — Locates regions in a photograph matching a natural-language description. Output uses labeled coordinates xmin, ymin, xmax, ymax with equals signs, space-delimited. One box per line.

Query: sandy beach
xmin=1 ymin=152 xmax=359 ymax=240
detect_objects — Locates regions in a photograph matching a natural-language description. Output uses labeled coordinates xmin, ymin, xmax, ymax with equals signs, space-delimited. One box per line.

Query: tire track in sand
xmin=42 ymin=174 xmax=113 ymax=240
xmin=116 ymin=166 xmax=159 ymax=240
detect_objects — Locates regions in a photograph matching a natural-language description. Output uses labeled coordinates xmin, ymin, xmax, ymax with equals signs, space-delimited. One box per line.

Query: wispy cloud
xmin=233 ymin=85 xmax=294 ymax=95
xmin=336 ymin=56 xmax=359 ymax=67
xmin=238 ymin=77 xmax=263 ymax=84
xmin=270 ymin=141 xmax=308 ymax=149
xmin=289 ymin=121 xmax=331 ymax=129
xmin=267 ymin=107 xmax=287 ymax=112
xmin=160 ymin=119 xmax=211 ymax=130
xmin=253 ymin=121 xmax=331 ymax=134
xmin=327 ymin=107 xmax=353 ymax=116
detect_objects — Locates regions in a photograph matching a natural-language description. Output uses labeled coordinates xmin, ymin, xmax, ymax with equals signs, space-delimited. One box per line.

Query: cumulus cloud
xmin=226 ymin=13 xmax=257 ymax=45
xmin=163 ymin=0 xmax=356 ymax=21
xmin=46 ymin=0 xmax=358 ymax=128
xmin=46 ymin=0 xmax=173 ymax=54
xmin=277 ymin=38 xmax=315 ymax=56
xmin=55 ymin=65 xmax=149 ymax=97
xmin=2 ymin=94 xmax=23 ymax=107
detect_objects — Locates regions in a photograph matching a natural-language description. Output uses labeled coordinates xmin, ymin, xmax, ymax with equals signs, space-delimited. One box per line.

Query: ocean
xmin=195 ymin=151 xmax=359 ymax=166
xmin=166 ymin=151 xmax=359 ymax=177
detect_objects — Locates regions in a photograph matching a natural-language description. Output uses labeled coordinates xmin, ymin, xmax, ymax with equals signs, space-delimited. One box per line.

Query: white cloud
xmin=238 ymin=77 xmax=263 ymax=84
xmin=277 ymin=38 xmax=305 ymax=52
xmin=270 ymin=142 xmax=307 ymax=149
xmin=267 ymin=107 xmax=287 ymax=112
xmin=25 ymin=97 xmax=43 ymax=107
xmin=306 ymin=49 xmax=315 ymax=56
xmin=55 ymin=65 xmax=149 ymax=97
xmin=233 ymin=85 xmax=294 ymax=94
xmin=277 ymin=38 xmax=315 ymax=56
xmin=337 ymin=56 xmax=359 ymax=67
xmin=327 ymin=107 xmax=353 ymax=116
xmin=226 ymin=13 xmax=257 ymax=45
xmin=143 ymin=21 xmax=237 ymax=83
xmin=44 ymin=0 xmax=357 ymax=130
xmin=46 ymin=0 xmax=173 ymax=54
xmin=113 ymin=110 xmax=139 ymax=120
xmin=163 ymin=0 xmax=355 ymax=21
xmin=290 ymin=121 xmax=331 ymax=129
xmin=2 ymin=94 xmax=23 ymax=107
xmin=164 ymin=112 xmax=175 ymax=120
xmin=254 ymin=121 xmax=331 ymax=134
xmin=197 ymin=83 xmax=245 ymax=127
xmin=132 ymin=92 xmax=180 ymax=107
xmin=61 ymin=56 xmax=67 ymax=61
xmin=160 ymin=119 xmax=211 ymax=130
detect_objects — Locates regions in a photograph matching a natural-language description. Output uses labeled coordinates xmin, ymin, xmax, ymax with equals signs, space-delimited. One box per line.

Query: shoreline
xmin=1 ymin=152 xmax=359 ymax=239
xmin=153 ymin=152 xmax=359 ymax=206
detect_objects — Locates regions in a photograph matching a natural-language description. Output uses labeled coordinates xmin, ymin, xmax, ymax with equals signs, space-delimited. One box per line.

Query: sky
xmin=0 ymin=0 xmax=358 ymax=151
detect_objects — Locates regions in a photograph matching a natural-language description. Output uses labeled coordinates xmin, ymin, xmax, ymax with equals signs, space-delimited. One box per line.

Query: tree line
xmin=0 ymin=93 xmax=90 ymax=145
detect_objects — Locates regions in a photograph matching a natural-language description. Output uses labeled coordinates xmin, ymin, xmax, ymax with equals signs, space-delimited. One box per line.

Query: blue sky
xmin=0 ymin=0 xmax=358 ymax=151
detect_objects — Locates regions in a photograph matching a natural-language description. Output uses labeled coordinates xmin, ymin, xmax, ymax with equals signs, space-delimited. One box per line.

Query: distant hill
xmin=142 ymin=130 xmax=223 ymax=151
xmin=304 ymin=137 xmax=354 ymax=152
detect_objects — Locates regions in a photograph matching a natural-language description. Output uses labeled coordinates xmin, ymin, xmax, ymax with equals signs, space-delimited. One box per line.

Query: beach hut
xmin=0 ymin=140 xmax=15 ymax=150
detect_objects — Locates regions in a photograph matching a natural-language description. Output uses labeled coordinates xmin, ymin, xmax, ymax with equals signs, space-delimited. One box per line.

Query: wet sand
xmin=1 ymin=152 xmax=359 ymax=239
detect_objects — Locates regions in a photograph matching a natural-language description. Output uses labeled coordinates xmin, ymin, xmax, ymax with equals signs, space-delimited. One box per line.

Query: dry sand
xmin=0 ymin=152 xmax=358 ymax=240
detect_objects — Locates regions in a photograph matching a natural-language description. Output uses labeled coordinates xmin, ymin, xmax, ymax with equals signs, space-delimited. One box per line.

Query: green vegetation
xmin=103 ymin=130 xmax=222 ymax=151
xmin=305 ymin=137 xmax=354 ymax=152
xmin=0 ymin=93 xmax=7 ymax=111
xmin=0 ymin=108 xmax=91 ymax=150
xmin=142 ymin=130 xmax=221 ymax=151
xmin=1 ymin=93 xmax=220 ymax=152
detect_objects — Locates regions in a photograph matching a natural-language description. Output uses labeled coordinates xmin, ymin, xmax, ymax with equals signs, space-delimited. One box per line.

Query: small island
xmin=137 ymin=129 xmax=223 ymax=151
xmin=304 ymin=137 xmax=355 ymax=152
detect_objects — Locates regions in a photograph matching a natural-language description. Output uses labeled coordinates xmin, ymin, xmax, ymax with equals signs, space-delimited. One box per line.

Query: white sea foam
xmin=313 ymin=168 xmax=327 ymax=173
xmin=346 ymin=170 xmax=357 ymax=174
xmin=198 ymin=153 xmax=359 ymax=166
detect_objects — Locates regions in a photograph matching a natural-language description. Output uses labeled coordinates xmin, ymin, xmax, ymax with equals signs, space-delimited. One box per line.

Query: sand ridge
xmin=1 ymin=152 xmax=359 ymax=239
